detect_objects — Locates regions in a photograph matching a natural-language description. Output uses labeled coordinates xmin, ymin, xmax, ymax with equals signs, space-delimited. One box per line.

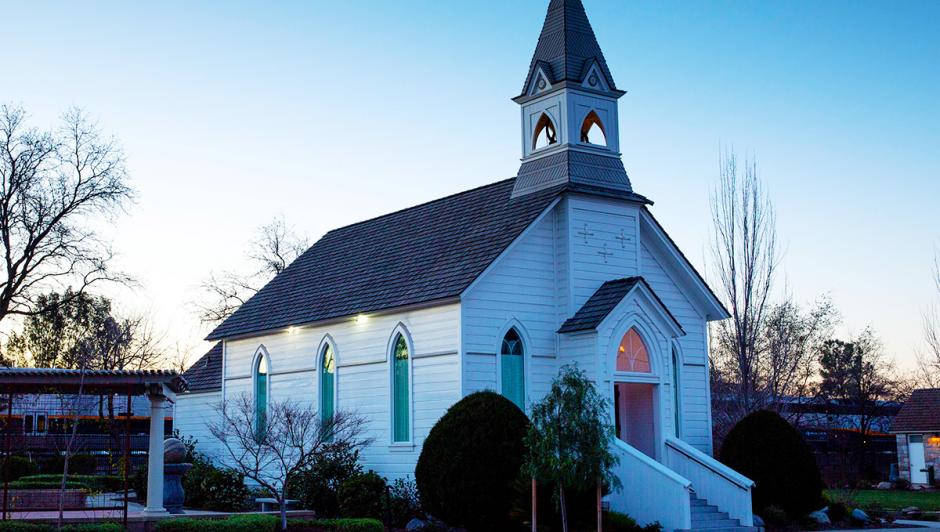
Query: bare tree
xmin=209 ymin=394 xmax=370 ymax=530
xmin=918 ymin=248 xmax=940 ymax=387
xmin=709 ymin=150 xmax=780 ymax=431
xmin=760 ymin=295 xmax=838 ymax=422
xmin=0 ymin=105 xmax=133 ymax=326
xmin=197 ymin=217 xmax=308 ymax=325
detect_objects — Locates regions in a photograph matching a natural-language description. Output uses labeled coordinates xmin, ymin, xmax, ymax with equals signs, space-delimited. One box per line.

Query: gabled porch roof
xmin=557 ymin=276 xmax=684 ymax=335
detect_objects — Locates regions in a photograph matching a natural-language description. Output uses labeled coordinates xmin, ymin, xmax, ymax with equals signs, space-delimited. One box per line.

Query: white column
xmin=142 ymin=393 xmax=168 ymax=516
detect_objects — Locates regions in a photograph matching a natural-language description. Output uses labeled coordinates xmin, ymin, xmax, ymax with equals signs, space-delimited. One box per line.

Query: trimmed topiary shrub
xmin=415 ymin=391 xmax=530 ymax=530
xmin=1 ymin=456 xmax=38 ymax=481
xmin=40 ymin=454 xmax=97 ymax=475
xmin=337 ymin=471 xmax=386 ymax=520
xmin=719 ymin=410 xmax=823 ymax=518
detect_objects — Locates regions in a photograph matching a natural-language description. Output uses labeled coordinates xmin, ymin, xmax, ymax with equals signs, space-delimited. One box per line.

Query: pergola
xmin=0 ymin=367 xmax=187 ymax=521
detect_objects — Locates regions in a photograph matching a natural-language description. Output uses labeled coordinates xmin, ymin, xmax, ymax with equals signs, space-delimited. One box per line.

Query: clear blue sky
xmin=5 ymin=0 xmax=939 ymax=369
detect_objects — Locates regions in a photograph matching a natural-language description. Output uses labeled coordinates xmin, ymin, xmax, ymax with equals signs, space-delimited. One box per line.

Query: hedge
xmin=1 ymin=457 xmax=39 ymax=482
xmin=0 ymin=523 xmax=121 ymax=532
xmin=6 ymin=480 xmax=90 ymax=490
xmin=154 ymin=515 xmax=383 ymax=532
xmin=18 ymin=475 xmax=123 ymax=492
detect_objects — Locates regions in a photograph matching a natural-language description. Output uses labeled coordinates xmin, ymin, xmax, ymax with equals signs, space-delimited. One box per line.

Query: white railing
xmin=664 ymin=437 xmax=755 ymax=527
xmin=607 ymin=439 xmax=692 ymax=531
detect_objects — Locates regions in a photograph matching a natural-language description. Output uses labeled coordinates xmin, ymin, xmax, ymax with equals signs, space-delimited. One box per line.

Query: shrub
xmin=760 ymin=505 xmax=788 ymax=525
xmin=287 ymin=441 xmax=362 ymax=516
xmin=893 ymin=478 xmax=911 ymax=490
xmin=603 ymin=511 xmax=662 ymax=532
xmin=387 ymin=477 xmax=422 ymax=527
xmin=415 ymin=391 xmax=529 ymax=530
xmin=719 ymin=410 xmax=823 ymax=518
xmin=337 ymin=471 xmax=386 ymax=520
xmin=827 ymin=501 xmax=848 ymax=522
xmin=7 ymin=479 xmax=89 ymax=490
xmin=1 ymin=456 xmax=38 ymax=481
xmin=154 ymin=515 xmax=382 ymax=532
xmin=40 ymin=454 xmax=97 ymax=475
xmin=135 ymin=456 xmax=250 ymax=511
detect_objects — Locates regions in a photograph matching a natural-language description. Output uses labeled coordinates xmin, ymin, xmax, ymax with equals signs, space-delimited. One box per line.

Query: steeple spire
xmin=511 ymin=0 xmax=648 ymax=203
xmin=519 ymin=0 xmax=618 ymax=99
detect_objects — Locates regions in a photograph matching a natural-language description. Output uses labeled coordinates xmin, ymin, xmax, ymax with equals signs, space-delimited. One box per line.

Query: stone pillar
xmin=142 ymin=393 xmax=168 ymax=516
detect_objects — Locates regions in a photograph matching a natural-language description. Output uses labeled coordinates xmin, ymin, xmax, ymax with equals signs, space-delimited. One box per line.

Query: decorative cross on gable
xmin=577 ymin=223 xmax=594 ymax=243
xmin=598 ymin=243 xmax=614 ymax=264
xmin=615 ymin=228 xmax=632 ymax=249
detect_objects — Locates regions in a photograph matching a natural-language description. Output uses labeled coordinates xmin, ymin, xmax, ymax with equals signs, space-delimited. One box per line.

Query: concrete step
xmin=678 ymin=527 xmax=758 ymax=532
xmin=692 ymin=511 xmax=730 ymax=521
xmin=690 ymin=518 xmax=744 ymax=529
xmin=691 ymin=504 xmax=722 ymax=514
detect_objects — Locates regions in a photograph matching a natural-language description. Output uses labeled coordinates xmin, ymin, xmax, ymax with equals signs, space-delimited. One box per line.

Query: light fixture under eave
xmin=287 ymin=326 xmax=298 ymax=335
xmin=355 ymin=314 xmax=368 ymax=325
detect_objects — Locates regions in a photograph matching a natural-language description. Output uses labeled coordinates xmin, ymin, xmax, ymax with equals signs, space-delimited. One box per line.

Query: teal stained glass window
xmin=501 ymin=328 xmax=525 ymax=410
xmin=672 ymin=347 xmax=681 ymax=437
xmin=255 ymin=354 xmax=268 ymax=438
xmin=320 ymin=345 xmax=335 ymax=430
xmin=392 ymin=334 xmax=410 ymax=442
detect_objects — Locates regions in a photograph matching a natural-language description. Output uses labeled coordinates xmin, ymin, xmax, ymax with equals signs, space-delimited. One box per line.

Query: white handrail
xmin=664 ymin=437 xmax=754 ymax=527
xmin=607 ymin=439 xmax=692 ymax=531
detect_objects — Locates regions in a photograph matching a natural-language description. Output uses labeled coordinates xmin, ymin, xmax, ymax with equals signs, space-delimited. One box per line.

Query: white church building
xmin=176 ymin=1 xmax=755 ymax=529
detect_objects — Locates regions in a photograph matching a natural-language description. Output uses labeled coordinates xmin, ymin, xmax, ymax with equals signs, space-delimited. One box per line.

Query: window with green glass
xmin=392 ymin=334 xmax=410 ymax=442
xmin=320 ymin=344 xmax=335 ymax=430
xmin=501 ymin=328 xmax=525 ymax=410
xmin=672 ymin=347 xmax=681 ymax=437
xmin=255 ymin=354 xmax=268 ymax=438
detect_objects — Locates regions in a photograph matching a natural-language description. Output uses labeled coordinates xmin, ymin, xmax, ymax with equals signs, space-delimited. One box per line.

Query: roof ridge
xmin=323 ymin=177 xmax=516 ymax=236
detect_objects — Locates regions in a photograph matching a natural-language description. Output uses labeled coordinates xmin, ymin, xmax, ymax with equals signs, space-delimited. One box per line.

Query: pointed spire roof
xmin=520 ymin=0 xmax=618 ymax=97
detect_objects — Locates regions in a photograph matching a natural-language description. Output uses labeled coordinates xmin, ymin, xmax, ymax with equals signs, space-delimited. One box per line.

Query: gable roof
xmin=208 ymin=179 xmax=562 ymax=341
xmin=891 ymin=388 xmax=940 ymax=433
xmin=558 ymin=276 xmax=683 ymax=334
xmin=520 ymin=0 xmax=618 ymax=97
xmin=182 ymin=342 xmax=223 ymax=393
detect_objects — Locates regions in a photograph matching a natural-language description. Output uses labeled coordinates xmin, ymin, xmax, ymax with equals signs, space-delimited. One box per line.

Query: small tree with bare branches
xmin=197 ymin=217 xmax=308 ymax=325
xmin=209 ymin=394 xmax=370 ymax=530
xmin=919 ymin=248 xmax=940 ymax=387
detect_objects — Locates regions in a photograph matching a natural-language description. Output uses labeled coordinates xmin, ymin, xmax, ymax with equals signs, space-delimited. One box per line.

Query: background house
xmin=891 ymin=388 xmax=940 ymax=486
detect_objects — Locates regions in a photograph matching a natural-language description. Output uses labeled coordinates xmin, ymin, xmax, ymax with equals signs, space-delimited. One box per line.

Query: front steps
xmin=677 ymin=494 xmax=759 ymax=532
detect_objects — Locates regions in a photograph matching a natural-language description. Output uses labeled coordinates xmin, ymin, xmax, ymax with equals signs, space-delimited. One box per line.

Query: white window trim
xmin=494 ymin=318 xmax=531 ymax=411
xmin=387 ymin=323 xmax=415 ymax=447
xmin=317 ymin=334 xmax=339 ymax=419
xmin=671 ymin=340 xmax=683 ymax=439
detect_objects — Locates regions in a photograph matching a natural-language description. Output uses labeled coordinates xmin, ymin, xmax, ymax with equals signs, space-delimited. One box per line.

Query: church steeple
xmin=511 ymin=0 xmax=648 ymax=203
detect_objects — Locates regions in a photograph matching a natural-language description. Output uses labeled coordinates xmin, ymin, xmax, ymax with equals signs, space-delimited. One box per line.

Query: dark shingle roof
xmin=891 ymin=388 xmax=940 ymax=433
xmin=182 ymin=342 xmax=223 ymax=393
xmin=521 ymin=0 xmax=617 ymax=96
xmin=558 ymin=277 xmax=682 ymax=334
xmin=208 ymin=179 xmax=562 ymax=341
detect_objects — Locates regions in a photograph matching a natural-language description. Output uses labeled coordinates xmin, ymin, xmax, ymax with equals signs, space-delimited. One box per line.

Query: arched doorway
xmin=613 ymin=327 xmax=657 ymax=458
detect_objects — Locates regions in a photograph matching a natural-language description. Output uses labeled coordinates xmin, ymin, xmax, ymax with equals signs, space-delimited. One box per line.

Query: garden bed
xmin=4 ymin=488 xmax=88 ymax=510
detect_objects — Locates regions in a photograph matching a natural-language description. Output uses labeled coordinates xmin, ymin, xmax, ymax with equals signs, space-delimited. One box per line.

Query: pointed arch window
xmin=672 ymin=346 xmax=681 ymax=437
xmin=320 ymin=344 xmax=335 ymax=429
xmin=580 ymin=110 xmax=607 ymax=146
xmin=616 ymin=328 xmax=651 ymax=373
xmin=533 ymin=113 xmax=558 ymax=150
xmin=391 ymin=333 xmax=410 ymax=443
xmin=254 ymin=352 xmax=269 ymax=437
xmin=500 ymin=328 xmax=525 ymax=409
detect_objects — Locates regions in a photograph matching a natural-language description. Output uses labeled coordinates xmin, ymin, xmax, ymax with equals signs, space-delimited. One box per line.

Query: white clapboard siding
xmin=640 ymin=241 xmax=712 ymax=452
xmin=212 ymin=304 xmax=460 ymax=481
xmin=462 ymin=210 xmax=559 ymax=406
xmin=174 ymin=391 xmax=222 ymax=459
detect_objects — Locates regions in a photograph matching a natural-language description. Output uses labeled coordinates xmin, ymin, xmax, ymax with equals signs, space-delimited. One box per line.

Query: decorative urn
xmin=162 ymin=437 xmax=193 ymax=514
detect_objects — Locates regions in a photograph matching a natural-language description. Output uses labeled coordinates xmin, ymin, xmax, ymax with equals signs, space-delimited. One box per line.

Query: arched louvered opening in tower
xmin=532 ymin=113 xmax=558 ymax=151
xmin=580 ymin=110 xmax=607 ymax=146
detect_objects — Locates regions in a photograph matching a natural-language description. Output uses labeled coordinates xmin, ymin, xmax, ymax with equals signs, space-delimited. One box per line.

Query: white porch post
xmin=142 ymin=391 xmax=168 ymax=516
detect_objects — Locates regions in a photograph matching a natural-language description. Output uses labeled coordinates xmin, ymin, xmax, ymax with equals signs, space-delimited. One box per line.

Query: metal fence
xmin=1 ymin=391 xmax=145 ymax=525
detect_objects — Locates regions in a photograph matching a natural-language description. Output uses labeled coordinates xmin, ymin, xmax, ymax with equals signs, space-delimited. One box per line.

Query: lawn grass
xmin=826 ymin=489 xmax=940 ymax=511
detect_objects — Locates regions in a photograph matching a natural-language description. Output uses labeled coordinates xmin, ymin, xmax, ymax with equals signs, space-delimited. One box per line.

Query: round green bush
xmin=415 ymin=391 xmax=530 ymax=530
xmin=337 ymin=471 xmax=386 ymax=519
xmin=719 ymin=410 xmax=823 ymax=518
